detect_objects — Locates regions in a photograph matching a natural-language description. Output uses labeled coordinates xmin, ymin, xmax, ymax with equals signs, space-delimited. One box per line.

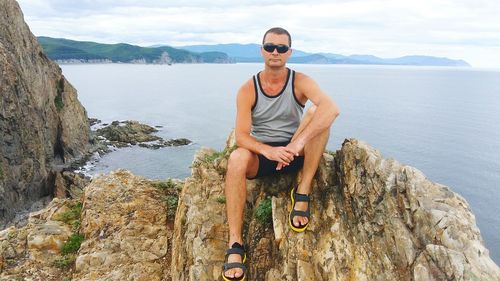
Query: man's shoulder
xmin=238 ymin=77 xmax=255 ymax=93
xmin=293 ymin=71 xmax=310 ymax=81
xmin=293 ymin=71 xmax=315 ymax=86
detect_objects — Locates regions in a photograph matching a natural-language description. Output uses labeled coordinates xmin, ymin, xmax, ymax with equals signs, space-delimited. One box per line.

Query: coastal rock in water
xmin=88 ymin=117 xmax=101 ymax=126
xmin=0 ymin=0 xmax=90 ymax=226
xmin=95 ymin=120 xmax=192 ymax=149
xmin=171 ymin=137 xmax=500 ymax=280
xmin=95 ymin=120 xmax=160 ymax=145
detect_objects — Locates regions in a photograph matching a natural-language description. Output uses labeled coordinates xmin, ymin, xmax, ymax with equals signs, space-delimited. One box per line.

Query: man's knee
xmin=227 ymin=148 xmax=253 ymax=171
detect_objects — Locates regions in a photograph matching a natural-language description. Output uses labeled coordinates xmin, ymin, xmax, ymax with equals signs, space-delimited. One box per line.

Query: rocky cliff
xmin=171 ymin=136 xmax=499 ymax=280
xmin=1 ymin=137 xmax=499 ymax=280
xmin=0 ymin=0 xmax=90 ymax=225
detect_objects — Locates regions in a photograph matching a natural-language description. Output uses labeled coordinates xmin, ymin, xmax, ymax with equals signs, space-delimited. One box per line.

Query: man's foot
xmin=288 ymin=187 xmax=311 ymax=232
xmin=292 ymin=200 xmax=309 ymax=227
xmin=222 ymin=242 xmax=247 ymax=281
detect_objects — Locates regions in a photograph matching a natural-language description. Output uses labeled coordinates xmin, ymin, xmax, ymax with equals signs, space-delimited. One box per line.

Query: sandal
xmin=221 ymin=242 xmax=247 ymax=281
xmin=288 ymin=187 xmax=311 ymax=232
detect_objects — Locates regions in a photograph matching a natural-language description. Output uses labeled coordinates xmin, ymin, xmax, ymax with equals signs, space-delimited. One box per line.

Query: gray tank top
xmin=251 ymin=68 xmax=305 ymax=143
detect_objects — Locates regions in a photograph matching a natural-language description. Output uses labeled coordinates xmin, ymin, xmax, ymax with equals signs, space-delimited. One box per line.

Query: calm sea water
xmin=61 ymin=63 xmax=500 ymax=263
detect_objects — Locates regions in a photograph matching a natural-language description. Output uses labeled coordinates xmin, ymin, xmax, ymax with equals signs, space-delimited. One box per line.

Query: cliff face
xmin=0 ymin=0 xmax=90 ymax=225
xmin=171 ymin=136 xmax=500 ymax=280
xmin=1 ymin=138 xmax=498 ymax=280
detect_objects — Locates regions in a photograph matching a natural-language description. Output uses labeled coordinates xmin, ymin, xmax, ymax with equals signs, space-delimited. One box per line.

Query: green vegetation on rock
xmin=325 ymin=149 xmax=336 ymax=156
xmin=59 ymin=202 xmax=82 ymax=224
xmin=54 ymin=200 xmax=84 ymax=269
xmin=254 ymin=197 xmax=273 ymax=225
xmin=164 ymin=195 xmax=179 ymax=218
xmin=54 ymin=78 xmax=64 ymax=111
xmin=150 ymin=178 xmax=182 ymax=218
xmin=54 ymin=253 xmax=76 ymax=268
xmin=216 ymin=195 xmax=226 ymax=204
xmin=152 ymin=178 xmax=177 ymax=190
xmin=200 ymin=145 xmax=238 ymax=164
xmin=62 ymin=233 xmax=85 ymax=255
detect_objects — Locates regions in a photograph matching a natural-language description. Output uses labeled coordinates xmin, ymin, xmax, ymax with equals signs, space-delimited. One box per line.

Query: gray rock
xmin=0 ymin=0 xmax=90 ymax=226
xmin=171 ymin=136 xmax=500 ymax=281
xmin=95 ymin=120 xmax=192 ymax=149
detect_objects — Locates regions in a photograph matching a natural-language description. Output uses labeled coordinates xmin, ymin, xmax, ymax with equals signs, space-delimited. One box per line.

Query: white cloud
xmin=16 ymin=0 xmax=500 ymax=67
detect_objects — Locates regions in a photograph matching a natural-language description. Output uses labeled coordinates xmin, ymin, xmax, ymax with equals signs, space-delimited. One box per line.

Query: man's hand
xmin=263 ymin=146 xmax=296 ymax=169
xmin=275 ymin=140 xmax=303 ymax=170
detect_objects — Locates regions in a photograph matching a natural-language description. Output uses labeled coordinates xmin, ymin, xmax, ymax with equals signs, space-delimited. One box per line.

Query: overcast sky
xmin=16 ymin=0 xmax=500 ymax=67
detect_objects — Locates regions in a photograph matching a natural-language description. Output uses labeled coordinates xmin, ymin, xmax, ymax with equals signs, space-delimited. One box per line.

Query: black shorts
xmin=250 ymin=140 xmax=304 ymax=179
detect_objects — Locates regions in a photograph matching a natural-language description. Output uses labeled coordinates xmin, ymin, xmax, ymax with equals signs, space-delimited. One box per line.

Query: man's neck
xmin=261 ymin=66 xmax=288 ymax=84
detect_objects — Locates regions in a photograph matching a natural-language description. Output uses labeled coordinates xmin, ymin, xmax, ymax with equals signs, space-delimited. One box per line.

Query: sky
xmin=16 ymin=0 xmax=500 ymax=68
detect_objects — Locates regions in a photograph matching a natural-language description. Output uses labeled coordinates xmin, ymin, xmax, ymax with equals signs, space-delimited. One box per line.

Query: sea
xmin=60 ymin=63 xmax=500 ymax=264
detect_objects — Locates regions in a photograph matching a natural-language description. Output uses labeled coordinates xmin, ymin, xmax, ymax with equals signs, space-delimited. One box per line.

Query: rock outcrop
xmin=74 ymin=170 xmax=172 ymax=280
xmin=171 ymin=136 xmax=500 ymax=281
xmin=0 ymin=170 xmax=178 ymax=280
xmin=0 ymin=198 xmax=77 ymax=280
xmin=95 ymin=120 xmax=192 ymax=149
xmin=1 ymin=137 xmax=498 ymax=280
xmin=0 ymin=0 xmax=90 ymax=225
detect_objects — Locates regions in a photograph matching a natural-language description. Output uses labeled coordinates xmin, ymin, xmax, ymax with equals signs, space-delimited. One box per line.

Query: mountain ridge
xmin=38 ymin=36 xmax=232 ymax=64
xmin=39 ymin=37 xmax=470 ymax=66
xmin=178 ymin=43 xmax=471 ymax=66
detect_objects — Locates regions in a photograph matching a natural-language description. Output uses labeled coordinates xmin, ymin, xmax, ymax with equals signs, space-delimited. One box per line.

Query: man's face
xmin=261 ymin=33 xmax=292 ymax=68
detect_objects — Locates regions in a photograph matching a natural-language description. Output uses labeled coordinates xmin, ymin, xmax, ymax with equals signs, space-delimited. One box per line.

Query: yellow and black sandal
xmin=221 ymin=242 xmax=247 ymax=281
xmin=288 ymin=187 xmax=311 ymax=233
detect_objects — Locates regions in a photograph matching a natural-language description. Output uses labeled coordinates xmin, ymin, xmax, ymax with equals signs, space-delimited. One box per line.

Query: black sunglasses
xmin=263 ymin=43 xmax=290 ymax=54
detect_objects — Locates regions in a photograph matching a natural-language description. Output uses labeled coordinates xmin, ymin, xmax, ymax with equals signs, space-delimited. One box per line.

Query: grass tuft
xmin=216 ymin=195 xmax=226 ymax=204
xmin=254 ymin=197 xmax=273 ymax=225
xmin=164 ymin=195 xmax=179 ymax=218
xmin=62 ymin=233 xmax=84 ymax=255
xmin=151 ymin=178 xmax=177 ymax=190
xmin=54 ymin=254 xmax=76 ymax=268
xmin=59 ymin=202 xmax=82 ymax=224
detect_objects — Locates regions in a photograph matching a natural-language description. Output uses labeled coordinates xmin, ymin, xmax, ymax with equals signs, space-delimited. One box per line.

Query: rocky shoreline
xmin=0 ymin=118 xmax=192 ymax=231
xmin=1 ymin=135 xmax=499 ymax=280
xmin=72 ymin=118 xmax=193 ymax=175
xmin=91 ymin=119 xmax=192 ymax=149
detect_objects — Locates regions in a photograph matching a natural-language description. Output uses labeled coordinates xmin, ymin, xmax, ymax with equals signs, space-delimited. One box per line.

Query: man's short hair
xmin=262 ymin=27 xmax=292 ymax=47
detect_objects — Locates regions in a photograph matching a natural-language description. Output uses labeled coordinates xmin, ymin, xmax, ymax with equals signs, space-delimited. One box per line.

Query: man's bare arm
xmin=288 ymin=73 xmax=340 ymax=154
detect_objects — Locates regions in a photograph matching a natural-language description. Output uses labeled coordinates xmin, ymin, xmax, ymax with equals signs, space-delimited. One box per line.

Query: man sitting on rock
xmin=222 ymin=27 xmax=340 ymax=281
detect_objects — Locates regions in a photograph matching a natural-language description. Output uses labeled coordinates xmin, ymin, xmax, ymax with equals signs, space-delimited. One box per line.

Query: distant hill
xmin=37 ymin=37 xmax=231 ymax=64
xmin=177 ymin=43 xmax=310 ymax=58
xmin=37 ymin=37 xmax=470 ymax=67
xmin=178 ymin=44 xmax=470 ymax=67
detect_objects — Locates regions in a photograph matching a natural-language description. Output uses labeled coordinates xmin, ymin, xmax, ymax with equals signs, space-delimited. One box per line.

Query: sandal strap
xmin=294 ymin=192 xmax=310 ymax=202
xmin=226 ymin=247 xmax=245 ymax=258
xmin=223 ymin=262 xmax=247 ymax=271
xmin=225 ymin=242 xmax=246 ymax=260
xmin=290 ymin=209 xmax=310 ymax=219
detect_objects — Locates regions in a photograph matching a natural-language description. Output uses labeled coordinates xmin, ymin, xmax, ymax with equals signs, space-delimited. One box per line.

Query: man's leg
xmin=290 ymin=106 xmax=330 ymax=227
xmin=223 ymin=148 xmax=259 ymax=278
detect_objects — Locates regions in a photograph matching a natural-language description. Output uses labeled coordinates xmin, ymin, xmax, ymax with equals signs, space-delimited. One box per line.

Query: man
xmin=222 ymin=27 xmax=340 ymax=281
